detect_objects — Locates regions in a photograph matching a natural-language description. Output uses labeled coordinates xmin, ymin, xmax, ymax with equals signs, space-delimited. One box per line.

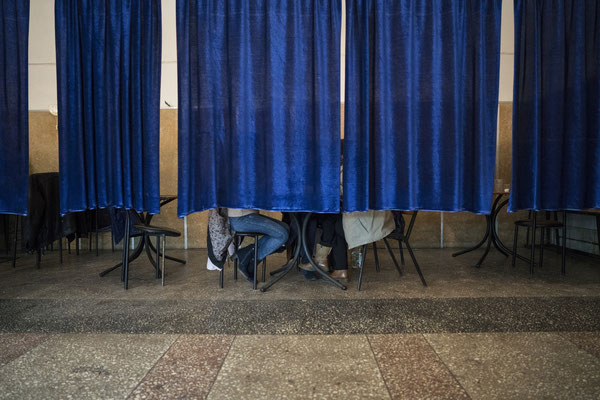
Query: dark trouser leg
xmin=330 ymin=216 xmax=348 ymax=271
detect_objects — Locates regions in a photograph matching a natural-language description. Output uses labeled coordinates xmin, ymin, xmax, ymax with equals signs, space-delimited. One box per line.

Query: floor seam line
xmin=124 ymin=333 xmax=182 ymax=399
xmin=206 ymin=334 xmax=236 ymax=399
xmin=560 ymin=331 xmax=600 ymax=361
xmin=366 ymin=334 xmax=393 ymax=400
xmin=422 ymin=333 xmax=473 ymax=400
xmin=0 ymin=333 xmax=53 ymax=371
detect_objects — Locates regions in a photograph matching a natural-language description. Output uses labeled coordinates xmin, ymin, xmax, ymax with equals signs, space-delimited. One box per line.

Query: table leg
xmin=475 ymin=215 xmax=493 ymax=268
xmin=452 ymin=195 xmax=502 ymax=258
xmin=490 ymin=199 xmax=511 ymax=256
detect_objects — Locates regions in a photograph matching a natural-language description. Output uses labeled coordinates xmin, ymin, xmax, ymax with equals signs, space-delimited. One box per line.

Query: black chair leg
xmin=398 ymin=240 xmax=405 ymax=265
xmin=357 ymin=244 xmax=367 ymax=291
xmin=122 ymin=214 xmax=131 ymax=289
xmin=95 ymin=210 xmax=99 ymax=256
xmin=512 ymin=225 xmax=518 ymax=267
xmin=155 ymin=235 xmax=161 ymax=279
xmin=253 ymin=235 xmax=258 ymax=290
xmin=373 ymin=243 xmax=380 ymax=273
xmin=12 ymin=215 xmax=18 ymax=268
xmin=529 ymin=211 xmax=537 ymax=275
xmin=161 ymin=235 xmax=166 ymax=286
xmin=539 ymin=227 xmax=545 ymax=269
xmin=525 ymin=210 xmax=532 ymax=248
xmin=596 ymin=214 xmax=600 ymax=256
xmin=554 ymin=212 xmax=560 ymax=254
xmin=262 ymin=258 xmax=267 ymax=282
xmin=219 ymin=267 xmax=224 ymax=288
xmin=233 ymin=236 xmax=239 ymax=281
xmin=405 ymin=240 xmax=427 ymax=286
xmin=383 ymin=238 xmax=403 ymax=276
xmin=111 ymin=231 xmax=115 ymax=252
xmin=562 ymin=212 xmax=567 ymax=275
xmin=89 ymin=212 xmax=93 ymax=252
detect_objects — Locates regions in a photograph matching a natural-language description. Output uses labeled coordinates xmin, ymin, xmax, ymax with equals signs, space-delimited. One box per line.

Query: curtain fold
xmin=0 ymin=1 xmax=29 ymax=215
xmin=343 ymin=0 xmax=502 ymax=213
xmin=509 ymin=0 xmax=600 ymax=212
xmin=55 ymin=0 xmax=162 ymax=215
xmin=176 ymin=0 xmax=341 ymax=217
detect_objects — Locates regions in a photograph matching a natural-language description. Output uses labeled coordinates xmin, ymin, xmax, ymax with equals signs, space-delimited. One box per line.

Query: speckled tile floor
xmin=0 ymin=247 xmax=599 ymax=399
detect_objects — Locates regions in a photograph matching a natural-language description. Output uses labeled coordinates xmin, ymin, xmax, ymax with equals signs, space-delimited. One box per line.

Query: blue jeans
xmin=229 ymin=214 xmax=289 ymax=263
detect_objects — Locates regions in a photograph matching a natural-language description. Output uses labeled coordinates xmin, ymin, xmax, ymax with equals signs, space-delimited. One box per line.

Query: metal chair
xmin=123 ymin=223 xmax=181 ymax=287
xmin=219 ymin=232 xmax=267 ymax=290
xmin=356 ymin=211 xmax=427 ymax=291
xmin=512 ymin=211 xmax=567 ymax=275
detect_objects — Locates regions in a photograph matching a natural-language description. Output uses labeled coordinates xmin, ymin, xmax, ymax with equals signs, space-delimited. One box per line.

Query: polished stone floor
xmin=1 ymin=246 xmax=599 ymax=399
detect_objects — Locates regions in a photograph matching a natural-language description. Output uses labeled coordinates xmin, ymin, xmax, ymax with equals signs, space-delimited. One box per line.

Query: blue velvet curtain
xmin=176 ymin=0 xmax=341 ymax=216
xmin=0 ymin=1 xmax=29 ymax=215
xmin=55 ymin=0 xmax=162 ymax=216
xmin=343 ymin=0 xmax=502 ymax=213
xmin=509 ymin=0 xmax=600 ymax=212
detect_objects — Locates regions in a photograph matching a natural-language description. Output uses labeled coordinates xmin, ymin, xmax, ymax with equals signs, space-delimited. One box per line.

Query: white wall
xmin=499 ymin=0 xmax=515 ymax=102
xmin=28 ymin=0 xmax=515 ymax=110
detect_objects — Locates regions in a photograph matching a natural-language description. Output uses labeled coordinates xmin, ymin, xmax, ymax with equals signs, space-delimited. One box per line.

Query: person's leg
xmin=231 ymin=214 xmax=289 ymax=262
xmin=319 ymin=214 xmax=337 ymax=247
xmin=314 ymin=214 xmax=337 ymax=269
xmin=330 ymin=216 xmax=349 ymax=280
xmin=331 ymin=216 xmax=348 ymax=271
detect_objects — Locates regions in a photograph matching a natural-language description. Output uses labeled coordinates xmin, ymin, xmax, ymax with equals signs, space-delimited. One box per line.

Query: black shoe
xmin=239 ymin=255 xmax=256 ymax=283
xmin=236 ymin=261 xmax=251 ymax=281
xmin=301 ymin=269 xmax=317 ymax=281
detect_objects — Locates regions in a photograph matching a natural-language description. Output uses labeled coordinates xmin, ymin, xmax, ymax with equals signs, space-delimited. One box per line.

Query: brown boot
xmin=330 ymin=269 xmax=349 ymax=281
xmin=314 ymin=244 xmax=332 ymax=271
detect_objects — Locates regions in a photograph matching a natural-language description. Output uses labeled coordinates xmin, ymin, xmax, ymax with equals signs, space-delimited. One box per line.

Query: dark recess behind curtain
xmin=509 ymin=0 xmax=600 ymax=212
xmin=0 ymin=1 xmax=29 ymax=215
xmin=176 ymin=0 xmax=341 ymax=217
xmin=343 ymin=0 xmax=502 ymax=214
xmin=55 ymin=0 xmax=162 ymax=216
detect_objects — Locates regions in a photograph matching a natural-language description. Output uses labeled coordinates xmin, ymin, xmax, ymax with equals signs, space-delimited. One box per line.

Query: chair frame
xmin=512 ymin=211 xmax=567 ymax=275
xmin=219 ymin=232 xmax=267 ymax=290
xmin=356 ymin=211 xmax=427 ymax=291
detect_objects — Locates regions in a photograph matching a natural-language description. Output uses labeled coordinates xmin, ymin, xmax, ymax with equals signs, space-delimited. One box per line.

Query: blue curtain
xmin=509 ymin=0 xmax=600 ymax=212
xmin=343 ymin=0 xmax=502 ymax=213
xmin=0 ymin=1 xmax=29 ymax=215
xmin=55 ymin=0 xmax=162 ymax=216
xmin=176 ymin=0 xmax=341 ymax=217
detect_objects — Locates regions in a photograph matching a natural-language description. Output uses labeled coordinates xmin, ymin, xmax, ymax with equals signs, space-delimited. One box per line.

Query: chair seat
xmin=515 ymin=220 xmax=563 ymax=228
xmin=235 ymin=231 xmax=263 ymax=237
xmin=132 ymin=224 xmax=181 ymax=237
